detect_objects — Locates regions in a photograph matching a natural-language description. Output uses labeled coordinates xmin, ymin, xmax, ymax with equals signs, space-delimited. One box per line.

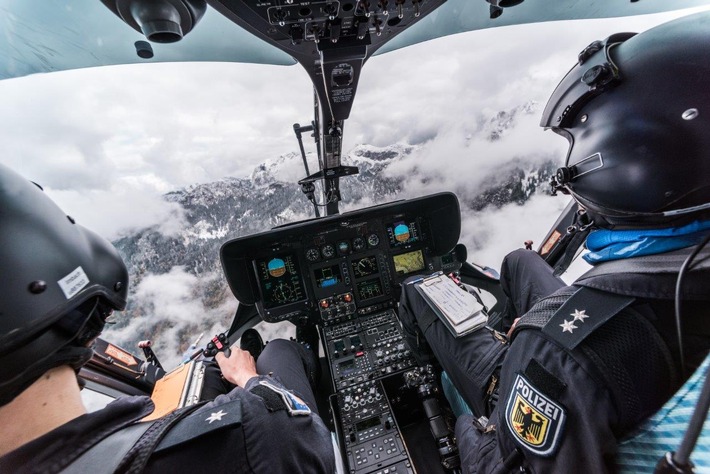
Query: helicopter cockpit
xmin=2 ymin=1 xmax=709 ymax=473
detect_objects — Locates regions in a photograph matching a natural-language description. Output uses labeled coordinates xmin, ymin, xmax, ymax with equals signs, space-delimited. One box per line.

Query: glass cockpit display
xmin=255 ymin=254 xmax=306 ymax=309
xmin=315 ymin=264 xmax=342 ymax=288
xmin=393 ymin=249 xmax=425 ymax=276
xmin=386 ymin=220 xmax=420 ymax=247
xmin=351 ymin=256 xmax=378 ymax=279
xmin=357 ymin=278 xmax=384 ymax=300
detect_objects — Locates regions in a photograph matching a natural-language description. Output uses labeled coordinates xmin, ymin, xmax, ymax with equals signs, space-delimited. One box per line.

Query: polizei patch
xmin=505 ymin=374 xmax=566 ymax=456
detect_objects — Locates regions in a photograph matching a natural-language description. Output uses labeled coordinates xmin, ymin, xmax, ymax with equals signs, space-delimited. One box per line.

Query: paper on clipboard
xmin=411 ymin=273 xmax=487 ymax=337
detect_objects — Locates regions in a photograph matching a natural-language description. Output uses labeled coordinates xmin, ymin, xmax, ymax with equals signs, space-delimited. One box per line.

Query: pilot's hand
xmin=215 ymin=348 xmax=258 ymax=388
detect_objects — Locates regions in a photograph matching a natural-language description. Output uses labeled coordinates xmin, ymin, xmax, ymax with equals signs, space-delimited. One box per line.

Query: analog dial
xmin=321 ymin=244 xmax=336 ymax=259
xmin=306 ymin=248 xmax=320 ymax=262
xmin=367 ymin=233 xmax=380 ymax=247
xmin=352 ymin=237 xmax=366 ymax=251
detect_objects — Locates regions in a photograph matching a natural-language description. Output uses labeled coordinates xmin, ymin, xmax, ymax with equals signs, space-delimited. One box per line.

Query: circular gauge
xmin=321 ymin=244 xmax=336 ymax=259
xmin=267 ymin=258 xmax=286 ymax=277
xmin=338 ymin=240 xmax=350 ymax=254
xmin=394 ymin=223 xmax=410 ymax=242
xmin=357 ymin=257 xmax=376 ymax=275
xmin=367 ymin=233 xmax=380 ymax=247
xmin=352 ymin=237 xmax=366 ymax=251
xmin=272 ymin=282 xmax=295 ymax=303
xmin=305 ymin=248 xmax=320 ymax=262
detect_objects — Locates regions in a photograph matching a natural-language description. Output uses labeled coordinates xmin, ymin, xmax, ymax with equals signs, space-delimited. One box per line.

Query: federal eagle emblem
xmin=505 ymin=374 xmax=566 ymax=456
xmin=511 ymin=397 xmax=548 ymax=445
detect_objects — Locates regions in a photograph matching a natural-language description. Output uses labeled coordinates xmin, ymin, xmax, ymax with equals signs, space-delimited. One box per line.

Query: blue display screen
xmin=315 ymin=264 xmax=342 ymax=288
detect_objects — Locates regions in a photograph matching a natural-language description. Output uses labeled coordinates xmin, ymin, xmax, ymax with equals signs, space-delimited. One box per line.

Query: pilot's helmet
xmin=0 ymin=163 xmax=129 ymax=406
xmin=540 ymin=11 xmax=710 ymax=228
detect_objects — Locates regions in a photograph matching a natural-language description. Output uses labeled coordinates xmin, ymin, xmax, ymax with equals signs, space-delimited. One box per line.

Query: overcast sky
xmin=0 ymin=7 xmax=707 ymax=241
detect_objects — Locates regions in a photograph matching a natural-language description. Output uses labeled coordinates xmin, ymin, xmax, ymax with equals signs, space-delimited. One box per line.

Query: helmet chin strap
xmin=0 ymin=344 xmax=93 ymax=407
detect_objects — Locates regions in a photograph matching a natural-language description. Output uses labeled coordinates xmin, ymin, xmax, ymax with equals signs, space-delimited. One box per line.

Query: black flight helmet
xmin=0 ymin=163 xmax=129 ymax=406
xmin=541 ymin=12 xmax=710 ymax=228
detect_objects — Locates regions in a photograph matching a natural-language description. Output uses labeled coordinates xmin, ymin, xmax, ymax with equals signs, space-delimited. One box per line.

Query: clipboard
xmin=409 ymin=272 xmax=488 ymax=337
xmin=142 ymin=360 xmax=206 ymax=421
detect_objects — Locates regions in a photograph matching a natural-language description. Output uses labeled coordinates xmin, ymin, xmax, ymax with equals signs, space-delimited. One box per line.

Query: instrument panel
xmin=221 ymin=193 xmax=461 ymax=474
xmin=221 ymin=193 xmax=461 ymax=324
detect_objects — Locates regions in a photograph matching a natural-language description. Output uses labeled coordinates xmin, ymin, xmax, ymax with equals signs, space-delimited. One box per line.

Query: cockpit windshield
xmin=2 ymin=0 xmax=709 ymax=80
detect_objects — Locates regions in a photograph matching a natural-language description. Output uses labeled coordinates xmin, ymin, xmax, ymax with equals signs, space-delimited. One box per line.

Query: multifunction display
xmin=392 ymin=249 xmax=425 ymax=277
xmin=255 ymin=254 xmax=306 ymax=309
xmin=357 ymin=278 xmax=384 ymax=300
xmin=315 ymin=264 xmax=342 ymax=288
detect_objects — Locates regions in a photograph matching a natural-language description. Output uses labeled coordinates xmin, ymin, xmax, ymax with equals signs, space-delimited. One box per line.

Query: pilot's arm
xmin=458 ymin=326 xmax=619 ymax=473
xmin=144 ymin=348 xmax=335 ymax=473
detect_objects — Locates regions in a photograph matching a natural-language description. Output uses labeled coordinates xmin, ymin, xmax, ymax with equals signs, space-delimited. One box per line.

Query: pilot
xmin=398 ymin=12 xmax=710 ymax=473
xmin=0 ymin=163 xmax=335 ymax=473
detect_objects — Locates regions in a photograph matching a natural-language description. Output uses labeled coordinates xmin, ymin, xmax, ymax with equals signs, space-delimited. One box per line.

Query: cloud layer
xmin=0 ymin=9 xmax=703 ymax=239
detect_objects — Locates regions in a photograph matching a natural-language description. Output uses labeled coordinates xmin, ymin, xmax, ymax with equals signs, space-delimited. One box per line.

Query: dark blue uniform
xmin=399 ymin=249 xmax=710 ymax=473
xmin=0 ymin=339 xmax=336 ymax=474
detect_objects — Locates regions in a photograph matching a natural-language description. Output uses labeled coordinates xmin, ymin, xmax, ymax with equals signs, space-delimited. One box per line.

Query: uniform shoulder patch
xmin=504 ymin=373 xmax=566 ymax=457
xmin=253 ymin=380 xmax=312 ymax=416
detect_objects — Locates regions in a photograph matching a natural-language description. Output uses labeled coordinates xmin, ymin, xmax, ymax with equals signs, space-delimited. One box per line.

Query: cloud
xmin=0 ymin=61 xmax=315 ymax=237
xmin=383 ymin=109 xmax=566 ymax=200
xmin=1 ymin=9 xmax=704 ymax=241
xmin=105 ymin=266 xmax=237 ymax=368
xmin=460 ymin=193 xmax=568 ymax=269
xmin=45 ymin=184 xmax=187 ymax=239
xmin=345 ymin=9 xmax=708 ymax=149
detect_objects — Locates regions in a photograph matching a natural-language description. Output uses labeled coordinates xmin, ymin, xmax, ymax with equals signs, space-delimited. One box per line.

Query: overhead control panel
xmin=221 ymin=192 xmax=460 ymax=324
xmin=206 ymin=0 xmax=447 ymax=122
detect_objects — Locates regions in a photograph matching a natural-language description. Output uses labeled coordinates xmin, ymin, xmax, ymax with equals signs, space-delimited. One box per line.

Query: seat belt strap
xmin=61 ymin=421 xmax=154 ymax=474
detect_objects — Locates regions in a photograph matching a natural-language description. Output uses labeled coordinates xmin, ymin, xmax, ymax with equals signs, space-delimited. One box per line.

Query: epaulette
xmin=540 ymin=287 xmax=635 ymax=350
xmin=155 ymin=398 xmax=243 ymax=452
xmin=513 ymin=286 xmax=634 ymax=350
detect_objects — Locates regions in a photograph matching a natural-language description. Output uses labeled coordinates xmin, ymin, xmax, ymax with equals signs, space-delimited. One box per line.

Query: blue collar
xmin=583 ymin=220 xmax=710 ymax=264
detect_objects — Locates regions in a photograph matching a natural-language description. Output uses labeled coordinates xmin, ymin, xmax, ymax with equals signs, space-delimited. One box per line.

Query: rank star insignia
xmin=560 ymin=319 xmax=577 ymax=333
xmin=571 ymin=309 xmax=589 ymax=323
xmin=206 ymin=410 xmax=227 ymax=424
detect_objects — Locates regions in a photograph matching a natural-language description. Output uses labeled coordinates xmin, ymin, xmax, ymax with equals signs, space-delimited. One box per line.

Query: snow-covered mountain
xmin=105 ymin=101 xmax=563 ymax=367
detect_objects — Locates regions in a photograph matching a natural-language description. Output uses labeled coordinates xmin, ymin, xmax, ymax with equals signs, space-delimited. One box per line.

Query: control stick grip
xmin=203 ymin=333 xmax=232 ymax=358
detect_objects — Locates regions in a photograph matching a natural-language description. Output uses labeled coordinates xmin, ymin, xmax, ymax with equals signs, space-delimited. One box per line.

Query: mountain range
xmin=105 ymin=101 xmax=559 ymax=366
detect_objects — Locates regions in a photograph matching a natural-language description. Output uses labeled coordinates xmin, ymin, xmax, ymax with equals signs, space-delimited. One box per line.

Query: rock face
xmin=107 ymin=102 xmax=558 ymax=365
